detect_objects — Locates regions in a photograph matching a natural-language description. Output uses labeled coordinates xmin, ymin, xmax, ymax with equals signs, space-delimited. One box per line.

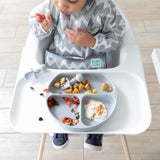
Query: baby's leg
xmin=52 ymin=133 xmax=69 ymax=149
xmin=84 ymin=134 xmax=103 ymax=151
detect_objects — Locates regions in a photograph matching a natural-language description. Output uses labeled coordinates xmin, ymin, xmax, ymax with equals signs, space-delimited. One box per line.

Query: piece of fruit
xmin=71 ymin=96 xmax=76 ymax=100
xmin=48 ymin=102 xmax=52 ymax=108
xmin=62 ymin=117 xmax=73 ymax=125
xmin=30 ymin=87 xmax=34 ymax=90
xmin=66 ymin=100 xmax=71 ymax=107
xmin=62 ymin=117 xmax=66 ymax=122
xmin=74 ymin=119 xmax=79 ymax=124
xmin=86 ymin=101 xmax=90 ymax=105
xmin=64 ymin=119 xmax=68 ymax=124
xmin=74 ymin=111 xmax=79 ymax=115
xmin=68 ymin=118 xmax=72 ymax=124
xmin=55 ymin=102 xmax=59 ymax=105
xmin=43 ymin=89 xmax=49 ymax=93
xmin=48 ymin=97 xmax=53 ymax=101
xmin=63 ymin=97 xmax=69 ymax=100
xmin=75 ymin=114 xmax=79 ymax=119
xmin=40 ymin=93 xmax=44 ymax=96
xmin=48 ymin=97 xmax=58 ymax=108
xmin=73 ymin=103 xmax=78 ymax=108
xmin=74 ymin=98 xmax=79 ymax=102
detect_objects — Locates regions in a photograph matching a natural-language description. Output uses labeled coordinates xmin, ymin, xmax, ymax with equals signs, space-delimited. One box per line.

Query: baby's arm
xmin=65 ymin=1 xmax=125 ymax=54
xmin=65 ymin=1 xmax=125 ymax=53
xmin=92 ymin=1 xmax=126 ymax=53
xmin=29 ymin=0 xmax=54 ymax=40
xmin=35 ymin=13 xmax=52 ymax=32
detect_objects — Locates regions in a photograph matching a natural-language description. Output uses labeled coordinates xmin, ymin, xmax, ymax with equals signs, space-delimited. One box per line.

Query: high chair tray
xmin=10 ymin=70 xmax=151 ymax=134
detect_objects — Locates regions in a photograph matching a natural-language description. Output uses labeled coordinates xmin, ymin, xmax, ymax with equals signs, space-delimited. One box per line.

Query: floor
xmin=0 ymin=0 xmax=160 ymax=159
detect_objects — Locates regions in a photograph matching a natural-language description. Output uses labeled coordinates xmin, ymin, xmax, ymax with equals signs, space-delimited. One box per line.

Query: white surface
xmin=10 ymin=0 xmax=151 ymax=135
xmin=10 ymin=70 xmax=151 ymax=134
xmin=152 ymin=48 xmax=160 ymax=84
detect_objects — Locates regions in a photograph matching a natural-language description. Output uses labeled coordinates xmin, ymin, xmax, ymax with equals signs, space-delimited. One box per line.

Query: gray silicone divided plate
xmin=46 ymin=72 xmax=117 ymax=132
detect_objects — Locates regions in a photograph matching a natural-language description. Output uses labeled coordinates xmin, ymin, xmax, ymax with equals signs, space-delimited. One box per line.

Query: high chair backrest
xmin=106 ymin=0 xmax=137 ymax=68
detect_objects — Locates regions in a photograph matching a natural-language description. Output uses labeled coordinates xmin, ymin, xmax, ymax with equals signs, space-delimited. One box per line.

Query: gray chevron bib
xmin=29 ymin=0 xmax=125 ymax=69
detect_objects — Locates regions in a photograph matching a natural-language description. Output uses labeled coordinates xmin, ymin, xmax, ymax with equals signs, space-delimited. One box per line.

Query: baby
xmin=29 ymin=0 xmax=125 ymax=150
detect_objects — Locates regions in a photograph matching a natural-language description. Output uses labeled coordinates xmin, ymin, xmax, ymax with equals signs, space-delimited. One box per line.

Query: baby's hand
xmin=35 ymin=13 xmax=52 ymax=32
xmin=65 ymin=28 xmax=96 ymax=48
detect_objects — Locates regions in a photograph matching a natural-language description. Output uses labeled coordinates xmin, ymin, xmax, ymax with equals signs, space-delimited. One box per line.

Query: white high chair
xmin=10 ymin=1 xmax=151 ymax=160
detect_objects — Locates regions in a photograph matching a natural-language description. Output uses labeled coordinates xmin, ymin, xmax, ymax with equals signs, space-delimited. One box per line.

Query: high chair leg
xmin=120 ymin=135 xmax=131 ymax=160
xmin=38 ymin=133 xmax=47 ymax=160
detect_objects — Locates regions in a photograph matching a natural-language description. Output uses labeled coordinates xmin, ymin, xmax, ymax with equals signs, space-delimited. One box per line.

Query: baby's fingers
xmin=36 ymin=13 xmax=45 ymax=19
xmin=35 ymin=16 xmax=42 ymax=23
xmin=65 ymin=29 xmax=77 ymax=38
xmin=35 ymin=13 xmax=45 ymax=23
xmin=45 ymin=14 xmax=52 ymax=22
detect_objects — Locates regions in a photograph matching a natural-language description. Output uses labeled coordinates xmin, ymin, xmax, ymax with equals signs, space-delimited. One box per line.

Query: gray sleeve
xmin=92 ymin=0 xmax=126 ymax=53
xmin=28 ymin=0 xmax=54 ymax=40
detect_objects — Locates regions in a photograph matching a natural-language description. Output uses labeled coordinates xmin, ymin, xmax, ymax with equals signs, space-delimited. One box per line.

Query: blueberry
xmin=40 ymin=93 xmax=44 ymax=96
xmin=30 ymin=87 xmax=34 ymax=90
xmin=39 ymin=117 xmax=43 ymax=121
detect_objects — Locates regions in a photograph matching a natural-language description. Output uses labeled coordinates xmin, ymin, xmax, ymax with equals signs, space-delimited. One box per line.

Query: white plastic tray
xmin=10 ymin=2 xmax=152 ymax=134
xmin=10 ymin=69 xmax=151 ymax=134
